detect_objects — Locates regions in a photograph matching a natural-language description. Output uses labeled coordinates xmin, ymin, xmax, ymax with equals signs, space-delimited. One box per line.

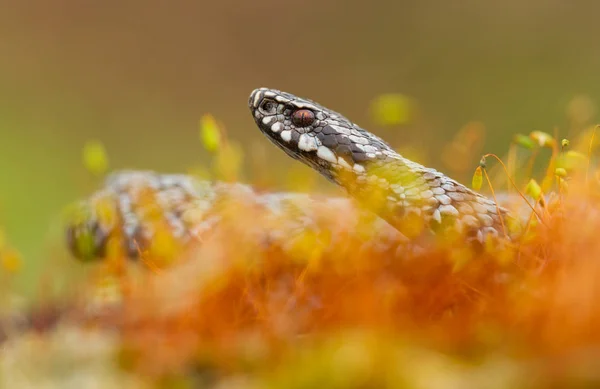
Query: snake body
xmin=67 ymin=89 xmax=524 ymax=261
xmin=66 ymin=171 xmax=407 ymax=261
xmin=249 ymin=88 xmax=520 ymax=244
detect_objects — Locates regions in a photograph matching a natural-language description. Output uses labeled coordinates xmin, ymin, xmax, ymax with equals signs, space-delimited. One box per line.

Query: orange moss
xmin=63 ymin=126 xmax=600 ymax=386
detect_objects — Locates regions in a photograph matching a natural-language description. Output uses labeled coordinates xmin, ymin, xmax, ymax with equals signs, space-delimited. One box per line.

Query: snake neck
xmin=336 ymin=152 xmax=520 ymax=243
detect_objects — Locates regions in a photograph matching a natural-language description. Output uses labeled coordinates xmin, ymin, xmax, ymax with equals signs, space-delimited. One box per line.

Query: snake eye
xmin=292 ymin=109 xmax=315 ymax=127
xmin=260 ymin=100 xmax=277 ymax=114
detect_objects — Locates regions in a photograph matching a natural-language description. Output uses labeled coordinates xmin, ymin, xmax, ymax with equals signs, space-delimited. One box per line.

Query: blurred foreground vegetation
xmin=2 ymin=96 xmax=600 ymax=387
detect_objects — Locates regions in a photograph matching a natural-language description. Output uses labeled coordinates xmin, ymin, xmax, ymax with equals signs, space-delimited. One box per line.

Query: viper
xmin=67 ymin=89 xmax=528 ymax=261
xmin=249 ymin=88 xmax=521 ymax=245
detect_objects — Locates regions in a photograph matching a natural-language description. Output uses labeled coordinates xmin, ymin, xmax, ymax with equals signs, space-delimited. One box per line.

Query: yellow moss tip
xmin=529 ymin=131 xmax=556 ymax=148
xmin=213 ymin=142 xmax=244 ymax=182
xmin=512 ymin=134 xmax=536 ymax=150
xmin=556 ymin=150 xmax=588 ymax=173
xmin=82 ymin=140 xmax=109 ymax=176
xmin=525 ymin=179 xmax=542 ymax=201
xmin=0 ymin=229 xmax=21 ymax=273
xmin=1 ymin=248 xmax=22 ymax=274
xmin=471 ymin=166 xmax=483 ymax=191
xmin=199 ymin=114 xmax=222 ymax=152
xmin=370 ymin=93 xmax=413 ymax=126
xmin=554 ymin=168 xmax=567 ymax=178
xmin=148 ymin=227 xmax=180 ymax=265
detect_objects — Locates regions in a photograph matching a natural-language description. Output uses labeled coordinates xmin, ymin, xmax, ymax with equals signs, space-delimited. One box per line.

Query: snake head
xmin=249 ymin=88 xmax=395 ymax=185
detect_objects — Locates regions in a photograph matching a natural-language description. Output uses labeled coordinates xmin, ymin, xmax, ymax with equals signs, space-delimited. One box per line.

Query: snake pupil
xmin=292 ymin=109 xmax=315 ymax=127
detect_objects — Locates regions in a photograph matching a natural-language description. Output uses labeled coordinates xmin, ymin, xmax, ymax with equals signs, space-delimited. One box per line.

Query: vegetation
xmin=1 ymin=97 xmax=600 ymax=388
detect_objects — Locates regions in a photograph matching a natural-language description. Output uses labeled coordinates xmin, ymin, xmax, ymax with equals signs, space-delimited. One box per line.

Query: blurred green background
xmin=1 ymin=1 xmax=599 ymax=292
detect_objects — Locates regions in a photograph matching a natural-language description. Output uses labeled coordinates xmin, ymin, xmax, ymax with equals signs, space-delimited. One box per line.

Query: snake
xmin=249 ymin=88 xmax=521 ymax=245
xmin=66 ymin=89 xmax=526 ymax=261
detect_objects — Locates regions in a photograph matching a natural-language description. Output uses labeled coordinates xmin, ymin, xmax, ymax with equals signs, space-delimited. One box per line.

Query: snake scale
xmin=67 ymin=89 xmax=523 ymax=261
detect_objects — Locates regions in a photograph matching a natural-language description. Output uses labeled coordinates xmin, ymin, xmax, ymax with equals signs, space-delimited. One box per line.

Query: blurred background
xmin=1 ymin=0 xmax=600 ymax=292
